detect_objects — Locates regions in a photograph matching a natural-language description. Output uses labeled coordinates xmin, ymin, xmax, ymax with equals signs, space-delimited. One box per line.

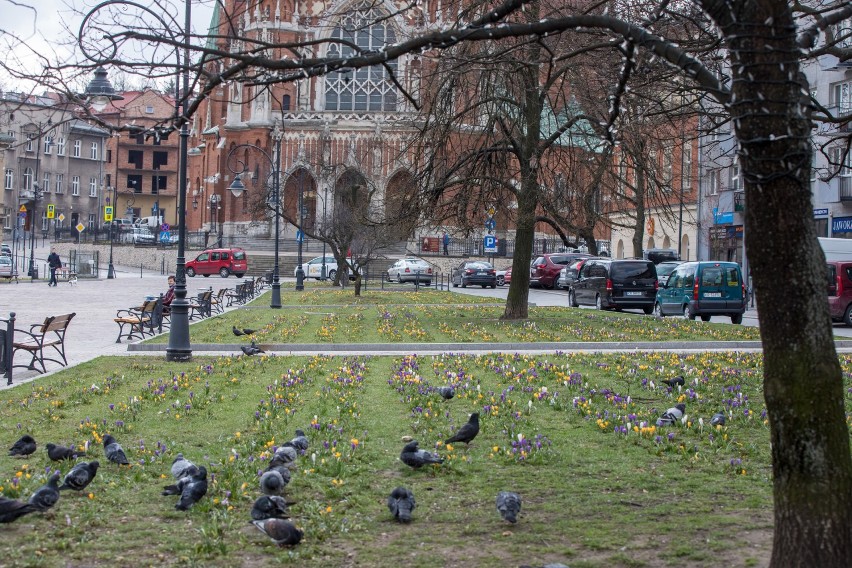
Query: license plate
xmin=625 ymin=291 xmax=643 ymax=296
xmin=704 ymin=292 xmax=722 ymax=297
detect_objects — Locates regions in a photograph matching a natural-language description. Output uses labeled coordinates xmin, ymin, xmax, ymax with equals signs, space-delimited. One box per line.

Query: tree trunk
xmin=703 ymin=0 xmax=852 ymax=564
xmin=353 ymin=273 xmax=362 ymax=296
xmin=632 ymin=167 xmax=646 ymax=256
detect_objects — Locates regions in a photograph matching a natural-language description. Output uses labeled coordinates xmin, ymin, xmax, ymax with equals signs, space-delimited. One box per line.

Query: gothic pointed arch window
xmin=324 ymin=3 xmax=398 ymax=112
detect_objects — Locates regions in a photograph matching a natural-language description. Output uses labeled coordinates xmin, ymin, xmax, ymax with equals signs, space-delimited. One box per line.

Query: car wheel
xmin=731 ymin=313 xmax=743 ymax=325
xmin=453 ymin=281 xmax=458 ymax=288
xmin=219 ymin=268 xmax=230 ymax=278
xmin=497 ymin=275 xmax=505 ymax=286
xmin=185 ymin=267 xmax=196 ymax=277
xmin=595 ymin=294 xmax=603 ymax=310
xmin=424 ymin=280 xmax=431 ymax=287
xmin=569 ymin=290 xmax=578 ymax=308
xmin=491 ymin=284 xmax=497 ymax=289
xmin=682 ymin=304 xmax=695 ymax=320
xmin=844 ymin=305 xmax=852 ymax=326
xmin=653 ymin=302 xmax=664 ymax=318
xmin=700 ymin=315 xmax=712 ymax=322
xmin=328 ymin=270 xmax=337 ymax=281
xmin=203 ymin=274 xmax=210 ymax=278
xmin=643 ymin=305 xmax=654 ymax=315
xmin=481 ymin=284 xmax=487 ymax=289
xmin=235 ymin=273 xmax=244 ymax=278
xmin=396 ymin=273 xmax=403 ymax=283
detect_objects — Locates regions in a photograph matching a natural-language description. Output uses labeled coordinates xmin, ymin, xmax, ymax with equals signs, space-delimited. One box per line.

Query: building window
xmin=73 ymin=140 xmax=81 ymax=157
xmin=682 ymin=142 xmax=692 ymax=190
xmin=128 ymin=174 xmax=143 ymax=194
xmin=22 ymin=167 xmax=33 ymax=191
xmin=662 ymin=144 xmax=674 ymax=186
xmin=151 ymin=175 xmax=167 ymax=195
xmin=706 ymin=169 xmax=719 ymax=196
xmin=730 ymin=162 xmax=742 ymax=191
xmin=4 ymin=168 xmax=13 ymax=190
xmin=55 ymin=174 xmax=63 ymax=194
xmin=41 ymin=211 xmax=48 ymax=231
xmin=145 ymin=105 xmax=154 ymax=114
xmin=88 ymin=213 xmax=96 ymax=229
xmin=128 ymin=150 xmax=144 ymax=169
xmin=91 ymin=141 xmax=99 ymax=160
xmin=89 ymin=177 xmax=98 ymax=197
xmin=44 ymin=136 xmax=53 ymax=154
xmin=25 ymin=137 xmax=34 ymax=152
xmin=56 ymin=137 xmax=65 ymax=156
xmin=153 ymin=151 xmax=168 ymax=170
xmin=324 ymin=4 xmax=398 ymax=112
xmin=71 ymin=176 xmax=80 ymax=196
xmin=42 ymin=173 xmax=50 ymax=194
xmin=1 ymin=207 xmax=10 ymax=230
xmin=831 ymin=81 xmax=852 ymax=115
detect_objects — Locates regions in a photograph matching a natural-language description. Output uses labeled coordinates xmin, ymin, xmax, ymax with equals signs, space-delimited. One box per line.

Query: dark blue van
xmin=653 ymin=261 xmax=746 ymax=324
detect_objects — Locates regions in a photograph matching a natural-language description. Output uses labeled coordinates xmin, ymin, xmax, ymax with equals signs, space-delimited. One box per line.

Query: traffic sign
xmin=486 ymin=205 xmax=495 ymax=217
xmin=18 ymin=205 xmax=26 ymax=213
xmin=484 ymin=235 xmax=497 ymax=253
xmin=161 ymin=222 xmax=170 ymax=232
xmin=296 ymin=230 xmax=304 ymax=243
xmin=103 ymin=206 xmax=112 ymax=221
xmin=485 ymin=218 xmax=496 ymax=231
xmin=76 ymin=223 xmax=86 ymax=233
xmin=58 ymin=213 xmax=65 ymax=222
xmin=47 ymin=204 xmax=55 ymax=219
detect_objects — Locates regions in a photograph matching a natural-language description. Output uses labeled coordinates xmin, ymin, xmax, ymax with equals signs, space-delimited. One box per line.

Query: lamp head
xmin=84 ymin=67 xmax=124 ymax=112
xmin=228 ymin=174 xmax=246 ymax=198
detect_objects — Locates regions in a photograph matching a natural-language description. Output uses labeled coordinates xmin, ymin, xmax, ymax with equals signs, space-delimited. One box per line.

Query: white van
xmin=134 ymin=215 xmax=164 ymax=230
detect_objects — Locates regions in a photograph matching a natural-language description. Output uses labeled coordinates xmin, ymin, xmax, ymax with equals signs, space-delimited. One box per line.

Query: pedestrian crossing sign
xmin=47 ymin=204 xmax=55 ymax=219
xmin=104 ymin=206 xmax=113 ymax=221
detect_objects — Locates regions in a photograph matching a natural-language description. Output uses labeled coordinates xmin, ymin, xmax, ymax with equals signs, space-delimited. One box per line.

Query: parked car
xmin=185 ymin=248 xmax=248 ymax=278
xmin=655 ymin=260 xmax=685 ymax=286
xmin=127 ymin=226 xmax=155 ymax=244
xmin=0 ymin=254 xmax=13 ymax=277
xmin=296 ymin=255 xmax=340 ymax=281
xmin=1 ymin=243 xmax=11 ymax=257
xmin=496 ymin=266 xmax=512 ymax=286
xmin=569 ymin=258 xmax=658 ymax=313
xmin=103 ymin=218 xmax=134 ymax=231
xmin=644 ymin=248 xmax=679 ymax=265
xmin=387 ymin=258 xmax=433 ymax=284
xmin=557 ymin=258 xmax=593 ymax=290
xmin=452 ymin=260 xmax=497 ymax=288
xmin=827 ymin=260 xmax=852 ymax=325
xmin=530 ymin=253 xmax=591 ymax=288
xmin=654 ymin=261 xmax=746 ymax=323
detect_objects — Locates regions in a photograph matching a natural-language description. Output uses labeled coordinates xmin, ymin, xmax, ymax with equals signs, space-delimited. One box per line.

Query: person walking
xmin=443 ymin=232 xmax=449 ymax=256
xmin=47 ymin=248 xmax=62 ymax=286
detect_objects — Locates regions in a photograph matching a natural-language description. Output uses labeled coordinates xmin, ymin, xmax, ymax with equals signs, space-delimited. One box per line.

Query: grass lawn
xmin=0 ymin=345 xmax=823 ymax=567
xmin=149 ymin=289 xmax=763 ymax=344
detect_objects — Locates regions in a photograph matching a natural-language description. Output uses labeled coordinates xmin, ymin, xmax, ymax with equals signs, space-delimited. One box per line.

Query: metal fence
xmin=69 ymin=250 xmax=100 ymax=278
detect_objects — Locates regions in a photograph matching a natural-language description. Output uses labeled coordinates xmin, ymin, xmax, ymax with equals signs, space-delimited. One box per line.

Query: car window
xmin=467 ymin=262 xmax=492 ymax=269
xmin=233 ymin=251 xmax=246 ymax=260
xmin=656 ymin=263 xmax=679 ymax=278
xmin=724 ymin=267 xmax=740 ymax=287
xmin=611 ymin=262 xmax=656 ymax=279
xmin=196 ymin=253 xmax=208 ymax=262
xmin=551 ymin=255 xmax=568 ymax=265
xmin=211 ymin=253 xmax=220 ymax=261
xmin=221 ymin=252 xmax=229 ymax=260
xmin=701 ymin=267 xmax=723 ymax=286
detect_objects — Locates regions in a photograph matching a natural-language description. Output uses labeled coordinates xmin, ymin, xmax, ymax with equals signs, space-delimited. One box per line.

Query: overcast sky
xmin=1 ymin=0 xmax=216 ymax=93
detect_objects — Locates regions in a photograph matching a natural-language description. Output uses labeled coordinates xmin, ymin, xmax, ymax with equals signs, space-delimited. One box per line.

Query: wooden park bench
xmin=1 ymin=312 xmax=14 ymax=385
xmin=226 ymin=283 xmax=247 ymax=306
xmin=113 ymin=299 xmax=163 ymax=343
xmin=189 ymin=290 xmax=213 ymax=320
xmin=12 ymin=312 xmax=76 ymax=374
xmin=210 ymin=288 xmax=228 ymax=314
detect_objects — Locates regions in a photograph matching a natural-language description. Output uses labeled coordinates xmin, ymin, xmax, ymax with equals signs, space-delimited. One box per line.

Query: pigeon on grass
xmin=251 ymin=518 xmax=303 ymax=546
xmin=656 ymin=404 xmax=687 ymax=427
xmin=170 ymin=453 xmax=199 ymax=480
xmin=46 ymin=443 xmax=79 ymax=461
xmin=28 ymin=472 xmax=61 ymax=512
xmin=59 ymin=461 xmax=100 ymax=492
xmin=175 ymin=467 xmax=208 ymax=511
xmin=250 ymin=495 xmax=291 ymax=520
xmin=0 ymin=497 xmax=37 ymax=523
xmin=103 ymin=434 xmax=130 ymax=465
xmin=710 ymin=411 xmax=727 ymax=426
xmin=444 ymin=412 xmax=480 ymax=446
xmin=260 ymin=468 xmax=290 ymax=496
xmin=436 ymin=386 xmax=455 ymax=400
xmin=400 ymin=440 xmax=444 ymax=469
xmin=8 ymin=435 xmax=36 ymax=457
xmin=240 ymin=341 xmax=265 ymax=356
xmin=271 ymin=444 xmax=298 ymax=469
xmin=387 ymin=487 xmax=416 ymax=523
xmin=289 ymin=430 xmax=309 ymax=452
xmin=662 ymin=376 xmax=685 ymax=388
xmin=496 ymin=491 xmax=522 ymax=523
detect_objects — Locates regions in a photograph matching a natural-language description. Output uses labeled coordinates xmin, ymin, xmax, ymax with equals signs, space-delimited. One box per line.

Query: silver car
xmin=0 ymin=254 xmax=13 ymax=278
xmin=387 ymin=258 xmax=433 ymax=284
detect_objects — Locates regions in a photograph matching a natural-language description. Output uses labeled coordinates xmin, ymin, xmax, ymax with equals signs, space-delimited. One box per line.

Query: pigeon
xmin=232 ymin=326 xmax=246 ymax=336
xmin=251 ymin=518 xmax=303 ymax=546
xmin=656 ymin=403 xmax=687 ymax=427
xmin=0 ymin=497 xmax=37 ymax=523
xmin=103 ymin=434 xmax=130 ymax=465
xmin=662 ymin=376 xmax=686 ymax=388
xmin=46 ymin=443 xmax=79 ymax=461
xmin=436 ymin=386 xmax=455 ymax=400
xmin=171 ymin=453 xmax=199 ymax=480
xmin=242 ymin=327 xmax=257 ymax=336
xmin=175 ymin=466 xmax=208 ymax=511
xmin=8 ymin=435 xmax=36 ymax=457
xmin=289 ymin=430 xmax=309 ymax=452
xmin=387 ymin=487 xmax=416 ymax=523
xmin=710 ymin=411 xmax=727 ymax=426
xmin=250 ymin=495 xmax=291 ymax=520
xmin=271 ymin=445 xmax=298 ymax=469
xmin=445 ymin=412 xmax=480 ymax=445
xmin=28 ymin=472 xmax=61 ymax=512
xmin=240 ymin=341 xmax=265 ymax=356
xmin=260 ymin=468 xmax=289 ymax=496
xmin=59 ymin=461 xmax=100 ymax=492
xmin=496 ymin=491 xmax=522 ymax=523
xmin=400 ymin=440 xmax=444 ymax=469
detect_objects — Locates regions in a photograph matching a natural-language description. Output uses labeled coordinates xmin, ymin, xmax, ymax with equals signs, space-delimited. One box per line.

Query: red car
xmin=496 ymin=267 xmax=512 ymax=286
xmin=530 ymin=253 xmax=590 ymax=289
xmin=186 ymin=248 xmax=248 ymax=278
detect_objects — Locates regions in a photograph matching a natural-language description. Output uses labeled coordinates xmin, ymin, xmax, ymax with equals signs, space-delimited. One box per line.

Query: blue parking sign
xmin=484 ymin=235 xmax=497 ymax=253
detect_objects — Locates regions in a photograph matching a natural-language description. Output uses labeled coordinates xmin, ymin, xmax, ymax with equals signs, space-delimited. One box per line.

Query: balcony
xmin=734 ymin=191 xmax=745 ymax=211
xmin=840 ymin=176 xmax=852 ymax=200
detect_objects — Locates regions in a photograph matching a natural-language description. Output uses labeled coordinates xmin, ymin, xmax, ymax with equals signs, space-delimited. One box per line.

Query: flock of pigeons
xmin=233 ymin=326 xmax=266 ymax=356
xmin=655 ymin=376 xmax=728 ymax=427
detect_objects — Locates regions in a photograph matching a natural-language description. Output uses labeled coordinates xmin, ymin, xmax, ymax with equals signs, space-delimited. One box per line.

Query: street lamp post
xmin=227 ymin=122 xmax=283 ymax=308
xmin=107 ymin=185 xmax=117 ymax=278
xmin=295 ymin=169 xmax=305 ymax=291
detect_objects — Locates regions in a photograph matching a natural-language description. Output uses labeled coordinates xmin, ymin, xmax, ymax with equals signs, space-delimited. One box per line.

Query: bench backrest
xmin=40 ymin=313 xmax=76 ymax=333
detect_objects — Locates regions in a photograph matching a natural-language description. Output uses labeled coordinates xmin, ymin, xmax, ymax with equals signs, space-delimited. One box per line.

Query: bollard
xmin=140 ymin=263 xmax=143 ymax=278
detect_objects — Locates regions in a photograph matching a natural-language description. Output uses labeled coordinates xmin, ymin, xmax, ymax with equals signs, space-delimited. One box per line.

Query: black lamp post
xmin=295 ymin=169 xmax=305 ymax=291
xmin=106 ymin=185 xmax=117 ymax=278
xmin=227 ymin=122 xmax=283 ymax=308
